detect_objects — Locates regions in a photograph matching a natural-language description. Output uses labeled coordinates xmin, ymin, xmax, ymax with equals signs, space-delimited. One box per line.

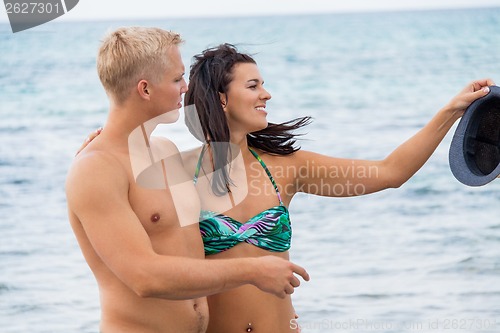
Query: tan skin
xmin=181 ymin=63 xmax=494 ymax=333
xmin=68 ymin=47 xmax=309 ymax=333
xmin=80 ymin=61 xmax=494 ymax=332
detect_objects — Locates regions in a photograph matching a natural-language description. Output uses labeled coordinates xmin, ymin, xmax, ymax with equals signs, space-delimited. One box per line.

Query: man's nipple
xmin=150 ymin=213 xmax=161 ymax=223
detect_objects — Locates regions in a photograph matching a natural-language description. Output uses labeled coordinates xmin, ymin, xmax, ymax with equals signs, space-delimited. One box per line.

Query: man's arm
xmin=66 ymin=152 xmax=308 ymax=300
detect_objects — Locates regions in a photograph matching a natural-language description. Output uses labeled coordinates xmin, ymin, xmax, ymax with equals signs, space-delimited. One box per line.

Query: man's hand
xmin=250 ymin=256 xmax=310 ymax=298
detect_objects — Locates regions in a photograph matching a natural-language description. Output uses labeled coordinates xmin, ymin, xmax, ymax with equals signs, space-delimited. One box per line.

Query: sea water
xmin=1 ymin=7 xmax=500 ymax=333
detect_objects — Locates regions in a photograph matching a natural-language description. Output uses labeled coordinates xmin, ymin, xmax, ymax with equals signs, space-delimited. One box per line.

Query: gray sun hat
xmin=449 ymin=85 xmax=500 ymax=186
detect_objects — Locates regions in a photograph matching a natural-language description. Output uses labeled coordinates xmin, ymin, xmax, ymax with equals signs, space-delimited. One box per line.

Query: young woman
xmin=79 ymin=43 xmax=493 ymax=332
xmin=181 ymin=43 xmax=493 ymax=333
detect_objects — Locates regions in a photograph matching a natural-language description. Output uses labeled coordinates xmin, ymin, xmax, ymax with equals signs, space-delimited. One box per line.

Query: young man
xmin=65 ymin=27 xmax=309 ymax=333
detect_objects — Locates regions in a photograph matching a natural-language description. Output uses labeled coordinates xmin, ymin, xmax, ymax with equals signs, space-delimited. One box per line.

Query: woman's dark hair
xmin=185 ymin=43 xmax=312 ymax=195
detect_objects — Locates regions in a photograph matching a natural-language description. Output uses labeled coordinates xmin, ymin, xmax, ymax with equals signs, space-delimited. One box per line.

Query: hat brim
xmin=449 ymin=85 xmax=500 ymax=186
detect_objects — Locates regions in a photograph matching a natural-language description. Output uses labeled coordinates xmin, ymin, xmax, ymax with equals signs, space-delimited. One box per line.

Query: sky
xmin=1 ymin=0 xmax=500 ymax=23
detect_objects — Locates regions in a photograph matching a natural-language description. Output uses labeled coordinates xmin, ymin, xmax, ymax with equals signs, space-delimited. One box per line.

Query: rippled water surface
xmin=1 ymin=7 xmax=500 ymax=333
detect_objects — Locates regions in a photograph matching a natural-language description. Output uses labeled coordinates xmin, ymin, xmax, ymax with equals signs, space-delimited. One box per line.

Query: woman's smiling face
xmin=222 ymin=62 xmax=272 ymax=134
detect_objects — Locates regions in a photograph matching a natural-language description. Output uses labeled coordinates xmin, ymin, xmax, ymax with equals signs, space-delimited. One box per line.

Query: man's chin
xmin=158 ymin=108 xmax=180 ymax=124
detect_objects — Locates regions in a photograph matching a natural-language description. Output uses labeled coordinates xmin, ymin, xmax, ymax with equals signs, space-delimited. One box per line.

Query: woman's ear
xmin=138 ymin=80 xmax=151 ymax=100
xmin=218 ymin=92 xmax=228 ymax=110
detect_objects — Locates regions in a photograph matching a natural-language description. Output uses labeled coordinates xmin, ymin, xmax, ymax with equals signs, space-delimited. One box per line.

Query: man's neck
xmin=103 ymin=102 xmax=159 ymax=142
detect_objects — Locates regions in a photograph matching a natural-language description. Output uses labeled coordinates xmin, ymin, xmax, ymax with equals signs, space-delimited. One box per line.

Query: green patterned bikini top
xmin=193 ymin=146 xmax=292 ymax=255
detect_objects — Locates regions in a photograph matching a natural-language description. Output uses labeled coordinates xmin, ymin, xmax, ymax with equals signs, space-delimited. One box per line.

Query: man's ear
xmin=138 ymin=80 xmax=151 ymax=100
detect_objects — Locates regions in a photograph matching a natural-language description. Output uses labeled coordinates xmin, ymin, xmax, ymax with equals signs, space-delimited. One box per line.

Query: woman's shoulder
xmin=259 ymin=148 xmax=311 ymax=160
xmin=264 ymin=149 xmax=336 ymax=173
xmin=253 ymin=148 xmax=309 ymax=169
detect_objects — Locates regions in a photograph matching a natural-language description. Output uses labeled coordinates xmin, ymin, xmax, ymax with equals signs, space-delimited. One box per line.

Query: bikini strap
xmin=195 ymin=146 xmax=284 ymax=205
xmin=248 ymin=147 xmax=283 ymax=205
xmin=193 ymin=145 xmax=207 ymax=185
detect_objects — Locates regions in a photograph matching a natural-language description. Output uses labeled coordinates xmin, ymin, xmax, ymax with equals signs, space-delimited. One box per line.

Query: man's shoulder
xmin=179 ymin=146 xmax=203 ymax=175
xmin=66 ymin=149 xmax=128 ymax=197
xmin=149 ymin=136 xmax=181 ymax=156
xmin=71 ymin=148 xmax=123 ymax=172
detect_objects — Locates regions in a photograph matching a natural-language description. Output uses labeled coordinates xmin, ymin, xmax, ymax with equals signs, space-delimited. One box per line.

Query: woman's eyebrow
xmin=246 ymin=79 xmax=263 ymax=84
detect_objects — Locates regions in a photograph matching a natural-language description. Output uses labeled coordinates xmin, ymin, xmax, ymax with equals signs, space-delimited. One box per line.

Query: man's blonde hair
xmin=97 ymin=27 xmax=183 ymax=104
